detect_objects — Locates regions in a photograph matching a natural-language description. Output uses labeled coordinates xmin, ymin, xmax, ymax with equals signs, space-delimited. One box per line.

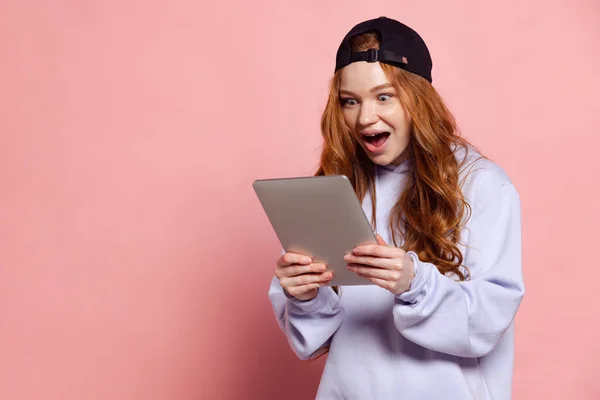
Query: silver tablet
xmin=253 ymin=174 xmax=377 ymax=286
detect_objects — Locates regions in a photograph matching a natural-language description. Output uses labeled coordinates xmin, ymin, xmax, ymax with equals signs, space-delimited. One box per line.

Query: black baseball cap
xmin=334 ymin=16 xmax=433 ymax=83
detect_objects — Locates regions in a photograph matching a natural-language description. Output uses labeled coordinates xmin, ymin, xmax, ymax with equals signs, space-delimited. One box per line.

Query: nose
xmin=358 ymin=101 xmax=378 ymax=127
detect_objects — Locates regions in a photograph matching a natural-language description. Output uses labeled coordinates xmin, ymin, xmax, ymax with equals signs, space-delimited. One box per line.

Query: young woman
xmin=268 ymin=16 xmax=524 ymax=400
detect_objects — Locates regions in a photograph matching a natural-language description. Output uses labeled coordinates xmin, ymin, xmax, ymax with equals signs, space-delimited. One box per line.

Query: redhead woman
xmin=268 ymin=16 xmax=524 ymax=400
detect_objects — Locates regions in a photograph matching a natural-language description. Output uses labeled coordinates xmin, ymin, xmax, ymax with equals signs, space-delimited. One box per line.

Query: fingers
xmin=275 ymin=252 xmax=333 ymax=299
xmin=348 ymin=264 xmax=402 ymax=281
xmin=276 ymin=262 xmax=327 ymax=278
xmin=280 ymin=271 xmax=333 ymax=289
xmin=354 ymin=268 xmax=400 ymax=292
xmin=350 ymin=244 xmax=402 ymax=259
xmin=344 ymin=254 xmax=402 ymax=270
xmin=277 ymin=252 xmax=312 ymax=268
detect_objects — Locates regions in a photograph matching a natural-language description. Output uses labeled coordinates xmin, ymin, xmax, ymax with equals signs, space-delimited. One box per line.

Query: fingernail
xmin=344 ymin=254 xmax=351 ymax=260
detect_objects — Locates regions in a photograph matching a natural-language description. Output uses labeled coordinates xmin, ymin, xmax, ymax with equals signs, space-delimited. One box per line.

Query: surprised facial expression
xmin=339 ymin=62 xmax=412 ymax=166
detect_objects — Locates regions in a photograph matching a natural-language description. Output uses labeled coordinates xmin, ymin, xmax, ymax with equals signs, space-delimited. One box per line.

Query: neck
xmin=390 ymin=146 xmax=413 ymax=166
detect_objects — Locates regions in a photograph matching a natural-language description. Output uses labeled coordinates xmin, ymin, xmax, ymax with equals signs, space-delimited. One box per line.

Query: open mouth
xmin=362 ymin=131 xmax=390 ymax=153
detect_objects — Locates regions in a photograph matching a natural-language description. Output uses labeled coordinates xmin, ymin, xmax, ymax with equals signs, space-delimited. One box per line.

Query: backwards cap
xmin=335 ymin=16 xmax=433 ymax=83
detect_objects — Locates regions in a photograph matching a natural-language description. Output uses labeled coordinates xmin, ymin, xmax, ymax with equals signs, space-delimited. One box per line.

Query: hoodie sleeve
xmin=268 ymin=276 xmax=344 ymax=360
xmin=393 ymin=182 xmax=525 ymax=358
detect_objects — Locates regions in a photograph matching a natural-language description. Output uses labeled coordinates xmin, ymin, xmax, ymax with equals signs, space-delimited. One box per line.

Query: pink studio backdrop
xmin=1 ymin=0 xmax=599 ymax=399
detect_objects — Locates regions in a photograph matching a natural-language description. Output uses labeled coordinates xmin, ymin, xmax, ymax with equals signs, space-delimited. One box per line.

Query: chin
xmin=367 ymin=153 xmax=395 ymax=167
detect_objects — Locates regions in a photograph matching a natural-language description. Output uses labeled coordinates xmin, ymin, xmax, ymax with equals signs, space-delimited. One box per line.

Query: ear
xmin=376 ymin=234 xmax=388 ymax=246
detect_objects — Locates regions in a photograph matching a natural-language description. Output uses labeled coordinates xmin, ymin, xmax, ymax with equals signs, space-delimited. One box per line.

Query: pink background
xmin=1 ymin=0 xmax=599 ymax=399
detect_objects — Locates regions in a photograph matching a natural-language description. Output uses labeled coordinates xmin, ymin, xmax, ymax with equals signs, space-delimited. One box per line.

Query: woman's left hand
xmin=344 ymin=234 xmax=415 ymax=296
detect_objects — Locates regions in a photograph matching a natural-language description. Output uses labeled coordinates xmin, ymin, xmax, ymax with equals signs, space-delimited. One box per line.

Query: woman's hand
xmin=276 ymin=252 xmax=333 ymax=301
xmin=344 ymin=234 xmax=415 ymax=295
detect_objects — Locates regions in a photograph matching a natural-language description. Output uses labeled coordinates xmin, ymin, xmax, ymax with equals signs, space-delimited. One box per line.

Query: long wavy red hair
xmin=316 ymin=32 xmax=481 ymax=282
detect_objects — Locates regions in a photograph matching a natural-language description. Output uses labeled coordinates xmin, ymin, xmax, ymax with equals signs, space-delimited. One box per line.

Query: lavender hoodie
xmin=268 ymin=147 xmax=525 ymax=399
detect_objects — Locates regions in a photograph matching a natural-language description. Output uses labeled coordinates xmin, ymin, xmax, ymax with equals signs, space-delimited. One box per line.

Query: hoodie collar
xmin=377 ymin=157 xmax=414 ymax=175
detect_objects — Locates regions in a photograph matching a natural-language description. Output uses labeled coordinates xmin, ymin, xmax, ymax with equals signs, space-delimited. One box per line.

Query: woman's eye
xmin=378 ymin=94 xmax=392 ymax=101
xmin=341 ymin=98 xmax=358 ymax=106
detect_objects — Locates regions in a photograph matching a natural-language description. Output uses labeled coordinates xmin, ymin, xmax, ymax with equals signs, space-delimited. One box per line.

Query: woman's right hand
xmin=275 ymin=252 xmax=333 ymax=301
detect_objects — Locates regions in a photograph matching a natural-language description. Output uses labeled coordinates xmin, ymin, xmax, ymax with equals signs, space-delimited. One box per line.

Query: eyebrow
xmin=339 ymin=83 xmax=395 ymax=96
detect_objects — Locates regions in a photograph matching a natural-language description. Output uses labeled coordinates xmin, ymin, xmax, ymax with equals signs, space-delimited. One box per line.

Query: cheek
xmin=342 ymin=110 xmax=356 ymax=131
xmin=382 ymin=105 xmax=411 ymax=135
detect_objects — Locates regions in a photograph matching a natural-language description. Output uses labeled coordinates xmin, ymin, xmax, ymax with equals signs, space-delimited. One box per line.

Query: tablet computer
xmin=253 ymin=174 xmax=377 ymax=286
